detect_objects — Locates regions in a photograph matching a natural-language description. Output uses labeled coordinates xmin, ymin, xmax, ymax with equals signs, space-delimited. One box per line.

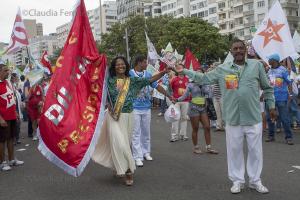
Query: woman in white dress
xmin=92 ymin=56 xmax=168 ymax=186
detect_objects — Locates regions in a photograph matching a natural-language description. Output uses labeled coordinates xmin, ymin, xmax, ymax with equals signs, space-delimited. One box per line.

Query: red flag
xmin=40 ymin=51 xmax=52 ymax=74
xmin=37 ymin=0 xmax=107 ymax=177
xmin=184 ymin=49 xmax=201 ymax=71
xmin=5 ymin=8 xmax=29 ymax=54
xmin=159 ymin=61 xmax=167 ymax=72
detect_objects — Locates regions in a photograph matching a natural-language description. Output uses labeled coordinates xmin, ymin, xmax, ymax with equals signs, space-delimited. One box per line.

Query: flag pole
xmin=26 ymin=46 xmax=31 ymax=65
xmin=125 ymin=27 xmax=130 ymax=62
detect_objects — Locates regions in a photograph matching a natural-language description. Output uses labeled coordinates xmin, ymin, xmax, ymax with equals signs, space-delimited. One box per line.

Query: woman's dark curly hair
xmin=109 ymin=56 xmax=130 ymax=77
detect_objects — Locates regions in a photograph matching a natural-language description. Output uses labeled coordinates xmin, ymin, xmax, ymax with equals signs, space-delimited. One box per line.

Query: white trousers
xmin=171 ymin=102 xmax=189 ymax=139
xmin=213 ymin=97 xmax=223 ymax=129
xmin=131 ymin=109 xmax=151 ymax=160
xmin=225 ymin=122 xmax=263 ymax=184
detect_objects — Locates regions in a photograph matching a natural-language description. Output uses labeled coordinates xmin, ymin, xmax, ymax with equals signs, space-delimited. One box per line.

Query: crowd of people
xmin=0 ymin=39 xmax=299 ymax=194
xmin=0 ymin=61 xmax=50 ymax=171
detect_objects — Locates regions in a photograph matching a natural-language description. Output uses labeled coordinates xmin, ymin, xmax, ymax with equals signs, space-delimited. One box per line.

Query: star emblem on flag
xmin=0 ymin=85 xmax=15 ymax=108
xmin=258 ymin=19 xmax=285 ymax=48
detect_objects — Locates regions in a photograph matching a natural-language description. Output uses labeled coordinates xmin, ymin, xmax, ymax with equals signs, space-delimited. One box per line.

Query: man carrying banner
xmin=92 ymin=56 xmax=170 ymax=186
xmin=174 ymin=39 xmax=276 ymax=194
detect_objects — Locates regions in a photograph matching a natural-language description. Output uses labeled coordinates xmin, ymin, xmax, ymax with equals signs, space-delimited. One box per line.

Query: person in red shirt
xmin=27 ymin=82 xmax=44 ymax=141
xmin=0 ymin=61 xmax=24 ymax=171
xmin=169 ymin=64 xmax=191 ymax=142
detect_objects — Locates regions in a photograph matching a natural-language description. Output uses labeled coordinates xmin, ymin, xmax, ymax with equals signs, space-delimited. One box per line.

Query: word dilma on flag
xmin=37 ymin=0 xmax=107 ymax=177
xmin=252 ymin=1 xmax=298 ymax=62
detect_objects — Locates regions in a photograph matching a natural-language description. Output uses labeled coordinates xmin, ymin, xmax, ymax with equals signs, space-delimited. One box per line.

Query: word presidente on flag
xmin=37 ymin=0 xmax=107 ymax=177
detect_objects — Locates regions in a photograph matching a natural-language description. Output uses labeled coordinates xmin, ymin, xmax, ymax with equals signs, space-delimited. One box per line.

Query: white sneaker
xmin=183 ymin=136 xmax=189 ymax=141
xmin=249 ymin=182 xmax=269 ymax=194
xmin=135 ymin=159 xmax=143 ymax=167
xmin=8 ymin=159 xmax=24 ymax=166
xmin=170 ymin=137 xmax=179 ymax=142
xmin=1 ymin=162 xmax=12 ymax=171
xmin=230 ymin=182 xmax=244 ymax=194
xmin=157 ymin=112 xmax=163 ymax=116
xmin=144 ymin=154 xmax=153 ymax=161
xmin=32 ymin=136 xmax=38 ymax=141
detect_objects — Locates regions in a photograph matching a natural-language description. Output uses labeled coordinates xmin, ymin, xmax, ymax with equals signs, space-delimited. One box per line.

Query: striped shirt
xmin=212 ymin=84 xmax=221 ymax=99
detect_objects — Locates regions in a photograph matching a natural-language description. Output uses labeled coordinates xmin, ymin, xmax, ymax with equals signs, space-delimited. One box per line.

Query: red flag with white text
xmin=37 ymin=0 xmax=107 ymax=177
xmin=40 ymin=51 xmax=52 ymax=74
xmin=184 ymin=48 xmax=201 ymax=71
xmin=4 ymin=8 xmax=29 ymax=54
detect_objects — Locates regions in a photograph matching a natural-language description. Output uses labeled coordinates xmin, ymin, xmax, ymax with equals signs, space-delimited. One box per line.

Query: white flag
xmin=252 ymin=1 xmax=297 ymax=62
xmin=223 ymin=52 xmax=234 ymax=64
xmin=293 ymin=30 xmax=300 ymax=53
xmin=5 ymin=8 xmax=29 ymax=54
xmin=145 ymin=32 xmax=159 ymax=66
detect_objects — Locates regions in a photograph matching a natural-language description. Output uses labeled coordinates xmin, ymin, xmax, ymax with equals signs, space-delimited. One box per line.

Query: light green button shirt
xmin=183 ymin=59 xmax=275 ymax=126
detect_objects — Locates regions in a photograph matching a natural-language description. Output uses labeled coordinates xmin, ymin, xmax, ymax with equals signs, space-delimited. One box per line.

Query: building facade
xmin=158 ymin=0 xmax=299 ymax=40
xmin=190 ymin=0 xmax=218 ymax=26
xmin=101 ymin=1 xmax=118 ymax=34
xmin=23 ymin=19 xmax=44 ymax=39
xmin=144 ymin=0 xmax=162 ymax=17
xmin=56 ymin=22 xmax=71 ymax=48
xmin=88 ymin=7 xmax=102 ymax=41
xmin=28 ymin=35 xmax=58 ymax=61
xmin=161 ymin=0 xmax=190 ymax=17
xmin=216 ymin=0 xmax=300 ymax=40
xmin=116 ymin=0 xmax=151 ymax=22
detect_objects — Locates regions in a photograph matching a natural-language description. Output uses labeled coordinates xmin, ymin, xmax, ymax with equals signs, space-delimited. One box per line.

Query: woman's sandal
xmin=206 ymin=147 xmax=219 ymax=154
xmin=193 ymin=146 xmax=203 ymax=154
xmin=125 ymin=172 xmax=134 ymax=186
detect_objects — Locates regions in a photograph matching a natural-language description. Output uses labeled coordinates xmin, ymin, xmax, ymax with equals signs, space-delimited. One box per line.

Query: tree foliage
xmin=49 ymin=47 xmax=62 ymax=65
xmin=98 ymin=15 xmax=231 ymax=64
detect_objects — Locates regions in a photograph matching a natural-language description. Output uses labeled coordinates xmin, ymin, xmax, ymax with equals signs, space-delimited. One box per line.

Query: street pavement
xmin=1 ymin=109 xmax=300 ymax=200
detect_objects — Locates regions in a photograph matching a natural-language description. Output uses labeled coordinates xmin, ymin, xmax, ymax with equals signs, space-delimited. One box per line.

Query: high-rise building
xmin=117 ymin=0 xmax=151 ymax=22
xmin=88 ymin=7 xmax=102 ymax=41
xmin=56 ymin=3 xmax=117 ymax=45
xmin=29 ymin=35 xmax=58 ymax=60
xmin=190 ymin=0 xmax=218 ymax=26
xmin=144 ymin=0 xmax=162 ymax=17
xmin=36 ymin=23 xmax=44 ymax=36
xmin=161 ymin=0 xmax=190 ymax=17
xmin=101 ymin=1 xmax=118 ymax=34
xmin=23 ymin=19 xmax=44 ymax=39
xmin=23 ymin=19 xmax=38 ymax=39
xmin=56 ymin=22 xmax=71 ymax=48
xmin=216 ymin=0 xmax=300 ymax=40
xmin=275 ymin=0 xmax=300 ymax=34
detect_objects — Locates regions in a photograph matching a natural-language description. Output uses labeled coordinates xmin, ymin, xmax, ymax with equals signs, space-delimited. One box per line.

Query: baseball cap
xmin=267 ymin=54 xmax=280 ymax=62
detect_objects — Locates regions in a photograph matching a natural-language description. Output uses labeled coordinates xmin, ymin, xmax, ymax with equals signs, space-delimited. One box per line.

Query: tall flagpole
xmin=99 ymin=0 xmax=103 ymax=35
xmin=125 ymin=27 xmax=130 ymax=62
xmin=26 ymin=46 xmax=31 ymax=65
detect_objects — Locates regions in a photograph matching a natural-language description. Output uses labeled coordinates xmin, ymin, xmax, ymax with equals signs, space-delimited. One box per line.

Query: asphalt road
xmin=1 ymin=109 xmax=300 ymax=200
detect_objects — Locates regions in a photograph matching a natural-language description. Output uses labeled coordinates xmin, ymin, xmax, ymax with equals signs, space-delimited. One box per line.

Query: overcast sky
xmin=0 ymin=0 xmax=102 ymax=43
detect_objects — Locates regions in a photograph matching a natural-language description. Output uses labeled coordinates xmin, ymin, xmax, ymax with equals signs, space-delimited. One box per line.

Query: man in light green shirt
xmin=176 ymin=39 xmax=276 ymax=194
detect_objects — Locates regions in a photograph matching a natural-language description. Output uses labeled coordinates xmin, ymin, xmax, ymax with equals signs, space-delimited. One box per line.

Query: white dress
xmin=92 ymin=112 xmax=136 ymax=175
